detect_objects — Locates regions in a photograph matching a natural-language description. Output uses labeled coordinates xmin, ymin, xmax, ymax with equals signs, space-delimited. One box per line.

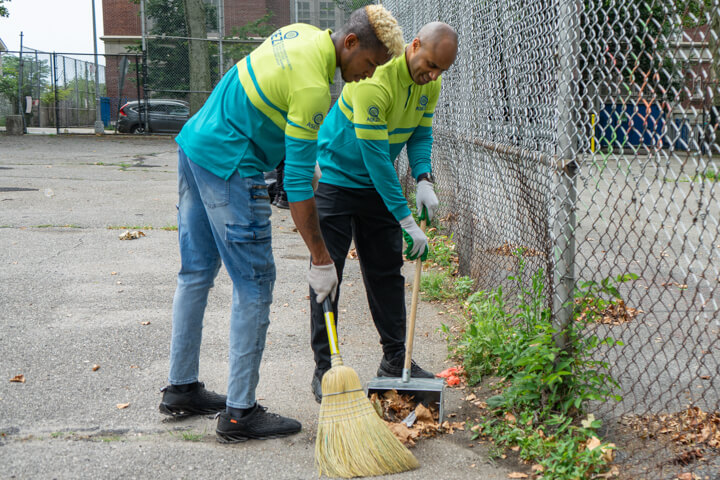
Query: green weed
xmin=449 ymin=252 xmax=626 ymax=479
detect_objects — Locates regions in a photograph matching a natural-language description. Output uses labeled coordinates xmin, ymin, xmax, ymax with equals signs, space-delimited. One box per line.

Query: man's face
xmin=406 ymin=37 xmax=457 ymax=85
xmin=339 ymin=34 xmax=392 ymax=82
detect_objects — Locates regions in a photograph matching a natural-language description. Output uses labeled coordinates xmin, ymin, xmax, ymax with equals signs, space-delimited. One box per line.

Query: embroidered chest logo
xmin=307 ymin=112 xmax=324 ymax=130
xmin=416 ymin=95 xmax=429 ymax=111
xmin=367 ymin=105 xmax=380 ymax=122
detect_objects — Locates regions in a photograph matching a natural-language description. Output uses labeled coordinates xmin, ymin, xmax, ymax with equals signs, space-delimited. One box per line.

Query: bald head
xmin=406 ymin=22 xmax=458 ymax=85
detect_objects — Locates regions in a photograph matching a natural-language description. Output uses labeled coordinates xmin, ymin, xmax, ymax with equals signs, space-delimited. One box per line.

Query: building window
xmin=319 ymin=2 xmax=336 ymax=29
xmin=297 ymin=1 xmax=311 ymax=23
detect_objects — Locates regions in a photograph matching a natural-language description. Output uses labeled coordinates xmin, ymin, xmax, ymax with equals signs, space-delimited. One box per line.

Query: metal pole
xmin=552 ymin=0 xmax=581 ymax=350
xmin=218 ymin=0 xmax=224 ymax=76
xmin=53 ymin=53 xmax=60 ymax=134
xmin=18 ymin=32 xmax=27 ymax=133
xmin=140 ymin=0 xmax=149 ymax=133
xmin=92 ymin=0 xmax=104 ymax=133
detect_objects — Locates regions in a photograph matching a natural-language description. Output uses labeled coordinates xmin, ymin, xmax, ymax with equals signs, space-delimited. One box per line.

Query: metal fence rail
xmin=384 ymin=0 xmax=720 ymax=477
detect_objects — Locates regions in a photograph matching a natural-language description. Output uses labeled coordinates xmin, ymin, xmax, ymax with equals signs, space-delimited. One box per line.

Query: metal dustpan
xmin=366 ymin=218 xmax=445 ymax=422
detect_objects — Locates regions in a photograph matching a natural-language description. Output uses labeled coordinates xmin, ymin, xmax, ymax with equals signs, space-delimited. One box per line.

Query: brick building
xmin=100 ymin=0 xmax=292 ymax=107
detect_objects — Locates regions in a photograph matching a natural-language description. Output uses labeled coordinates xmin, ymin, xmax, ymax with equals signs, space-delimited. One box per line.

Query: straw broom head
xmin=315 ymin=355 xmax=419 ymax=478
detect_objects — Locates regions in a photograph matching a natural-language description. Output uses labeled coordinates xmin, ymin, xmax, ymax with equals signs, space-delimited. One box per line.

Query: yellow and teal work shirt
xmin=316 ymin=51 xmax=440 ymax=220
xmin=176 ymin=24 xmax=336 ymax=202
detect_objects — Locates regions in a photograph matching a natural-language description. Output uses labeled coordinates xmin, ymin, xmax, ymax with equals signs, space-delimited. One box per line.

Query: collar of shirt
xmin=315 ymin=29 xmax=336 ymax=85
xmin=397 ymin=48 xmax=414 ymax=88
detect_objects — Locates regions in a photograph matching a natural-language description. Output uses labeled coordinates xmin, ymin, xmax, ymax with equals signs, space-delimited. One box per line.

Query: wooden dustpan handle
xmin=403 ymin=218 xmax=426 ymax=382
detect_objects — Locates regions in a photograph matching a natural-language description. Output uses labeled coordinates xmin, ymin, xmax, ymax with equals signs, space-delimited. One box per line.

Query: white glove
xmin=308 ymin=262 xmax=338 ymax=303
xmin=399 ymin=215 xmax=429 ymax=261
xmin=312 ymin=162 xmax=322 ymax=191
xmin=415 ymin=179 xmax=438 ymax=222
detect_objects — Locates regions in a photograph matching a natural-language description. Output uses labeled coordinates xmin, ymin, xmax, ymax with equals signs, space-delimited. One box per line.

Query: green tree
xmin=0 ymin=55 xmax=50 ymax=115
xmin=0 ymin=0 xmax=10 ymax=17
xmin=128 ymin=0 xmax=217 ymax=102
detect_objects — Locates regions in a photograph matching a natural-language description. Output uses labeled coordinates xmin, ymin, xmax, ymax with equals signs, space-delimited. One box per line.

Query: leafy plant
xmin=449 ymin=252 xmax=625 ymax=478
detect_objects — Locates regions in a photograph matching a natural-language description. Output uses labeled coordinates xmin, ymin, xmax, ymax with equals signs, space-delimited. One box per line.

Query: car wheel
xmin=131 ymin=125 xmax=145 ymax=134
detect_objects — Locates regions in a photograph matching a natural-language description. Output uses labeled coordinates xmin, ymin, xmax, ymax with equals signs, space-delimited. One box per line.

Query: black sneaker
xmin=311 ymin=368 xmax=328 ymax=404
xmin=158 ymin=381 xmax=226 ymax=418
xmin=215 ymin=404 xmax=302 ymax=443
xmin=275 ymin=191 xmax=289 ymax=209
xmin=376 ymin=356 xmax=435 ymax=379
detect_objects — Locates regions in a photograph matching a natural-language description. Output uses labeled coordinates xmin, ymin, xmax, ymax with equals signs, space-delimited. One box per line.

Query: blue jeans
xmin=169 ymin=147 xmax=275 ymax=408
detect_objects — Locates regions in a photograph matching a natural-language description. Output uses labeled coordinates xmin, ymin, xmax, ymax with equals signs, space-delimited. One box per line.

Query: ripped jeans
xmin=168 ymin=147 xmax=275 ymax=408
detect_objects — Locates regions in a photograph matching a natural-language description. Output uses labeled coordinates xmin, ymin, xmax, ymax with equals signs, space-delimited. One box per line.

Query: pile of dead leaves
xmin=370 ymin=390 xmax=465 ymax=447
xmin=622 ymin=406 xmax=720 ymax=449
xmin=575 ymin=298 xmax=641 ymax=325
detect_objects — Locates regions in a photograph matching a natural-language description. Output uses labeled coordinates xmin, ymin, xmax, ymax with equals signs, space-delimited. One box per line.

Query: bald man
xmin=308 ymin=22 xmax=459 ymax=402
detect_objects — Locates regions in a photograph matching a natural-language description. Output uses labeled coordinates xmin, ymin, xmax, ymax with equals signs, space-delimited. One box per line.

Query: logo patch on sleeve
xmin=416 ymin=95 xmax=429 ymax=111
xmin=367 ymin=105 xmax=380 ymax=122
xmin=306 ymin=112 xmax=324 ymax=130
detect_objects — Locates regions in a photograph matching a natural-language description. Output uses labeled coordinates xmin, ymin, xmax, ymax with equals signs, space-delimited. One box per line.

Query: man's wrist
xmin=417 ymin=172 xmax=434 ymax=184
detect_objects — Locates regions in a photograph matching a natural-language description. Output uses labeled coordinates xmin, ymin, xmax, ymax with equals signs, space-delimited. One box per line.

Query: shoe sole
xmin=159 ymin=403 xmax=224 ymax=418
xmin=215 ymin=430 xmax=300 ymax=444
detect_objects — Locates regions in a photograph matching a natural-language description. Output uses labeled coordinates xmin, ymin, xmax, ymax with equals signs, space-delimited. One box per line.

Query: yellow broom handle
xmin=323 ymin=298 xmax=339 ymax=356
xmin=404 ymin=218 xmax=426 ymax=375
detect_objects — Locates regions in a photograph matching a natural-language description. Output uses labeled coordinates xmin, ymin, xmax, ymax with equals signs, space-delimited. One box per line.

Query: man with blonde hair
xmin=159 ymin=6 xmax=404 ymax=443
xmin=309 ymin=22 xmax=459 ymax=402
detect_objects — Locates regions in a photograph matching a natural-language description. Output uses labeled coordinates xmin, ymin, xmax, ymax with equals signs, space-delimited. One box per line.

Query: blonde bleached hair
xmin=364 ymin=5 xmax=404 ymax=58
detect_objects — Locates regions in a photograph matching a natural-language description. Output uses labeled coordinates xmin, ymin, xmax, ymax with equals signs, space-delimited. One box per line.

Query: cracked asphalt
xmin=0 ymin=134 xmax=515 ymax=480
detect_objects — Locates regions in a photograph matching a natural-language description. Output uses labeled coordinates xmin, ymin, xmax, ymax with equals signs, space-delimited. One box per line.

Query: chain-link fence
xmin=0 ymin=48 xmax=121 ymax=133
xmin=384 ymin=0 xmax=719 ymax=477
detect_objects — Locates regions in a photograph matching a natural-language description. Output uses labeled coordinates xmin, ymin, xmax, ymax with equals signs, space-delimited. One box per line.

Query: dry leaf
xmin=92 ymin=364 xmax=100 ymax=371
xmin=9 ymin=374 xmax=25 ymax=383
xmin=141 ymin=321 xmax=151 ymax=326
xmin=507 ymin=473 xmax=528 ymax=479
xmin=677 ymin=474 xmax=693 ymax=480
xmin=510 ymin=445 xmax=520 ymax=452
xmin=531 ymin=464 xmax=544 ymax=473
xmin=116 ymin=402 xmax=130 ymax=409
xmin=387 ymin=422 xmax=416 ymax=446
xmin=504 ymin=412 xmax=517 ymax=424
xmin=586 ymin=436 xmax=602 ymax=451
xmin=415 ymin=403 xmax=434 ymax=423
xmin=118 ymin=230 xmax=145 ymax=240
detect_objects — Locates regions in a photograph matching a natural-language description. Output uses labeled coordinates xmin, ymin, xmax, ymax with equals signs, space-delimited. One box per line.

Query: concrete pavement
xmin=0 ymin=135 xmax=515 ymax=480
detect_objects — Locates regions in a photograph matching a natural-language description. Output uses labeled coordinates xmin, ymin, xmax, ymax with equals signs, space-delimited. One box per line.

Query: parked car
xmin=118 ymin=99 xmax=190 ymax=134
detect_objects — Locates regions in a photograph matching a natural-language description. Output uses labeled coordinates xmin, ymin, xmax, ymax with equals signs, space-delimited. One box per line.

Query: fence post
xmin=18 ymin=32 xmax=26 ymax=133
xmin=53 ymin=52 xmax=60 ymax=135
xmin=552 ymin=0 xmax=581 ymax=350
xmin=140 ymin=0 xmax=149 ymax=133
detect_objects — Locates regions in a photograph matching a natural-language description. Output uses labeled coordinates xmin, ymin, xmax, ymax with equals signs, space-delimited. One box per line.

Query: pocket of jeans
xmin=226 ymin=223 xmax=275 ymax=281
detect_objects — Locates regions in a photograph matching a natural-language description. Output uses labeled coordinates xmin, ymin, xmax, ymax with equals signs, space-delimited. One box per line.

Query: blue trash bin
xmin=100 ymin=97 xmax=111 ymax=127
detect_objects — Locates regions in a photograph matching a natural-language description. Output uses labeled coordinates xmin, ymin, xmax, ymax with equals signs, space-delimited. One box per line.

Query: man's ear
xmin=344 ymin=33 xmax=359 ymax=50
xmin=408 ymin=37 xmax=422 ymax=56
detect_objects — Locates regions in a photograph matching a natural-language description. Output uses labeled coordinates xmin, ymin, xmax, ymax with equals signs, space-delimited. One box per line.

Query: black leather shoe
xmin=376 ymin=356 xmax=435 ymax=379
xmin=159 ymin=381 xmax=226 ymax=418
xmin=311 ymin=369 xmax=328 ymax=404
xmin=215 ymin=404 xmax=301 ymax=443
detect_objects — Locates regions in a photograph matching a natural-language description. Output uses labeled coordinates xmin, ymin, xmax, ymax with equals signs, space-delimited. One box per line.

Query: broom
xmin=315 ymin=297 xmax=419 ymax=478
